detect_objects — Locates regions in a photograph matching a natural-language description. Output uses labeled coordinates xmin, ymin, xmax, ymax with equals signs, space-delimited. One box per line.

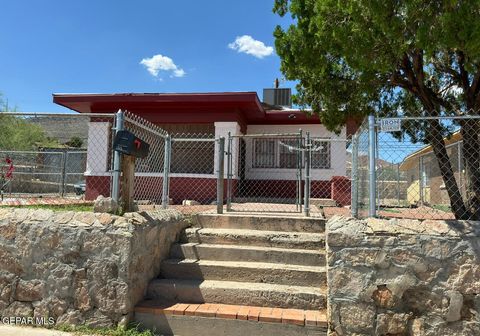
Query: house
xmin=53 ymin=91 xmax=357 ymax=205
xmin=399 ymin=131 xmax=463 ymax=206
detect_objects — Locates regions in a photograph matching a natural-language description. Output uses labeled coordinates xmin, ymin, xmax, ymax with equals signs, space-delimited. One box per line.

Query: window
xmin=253 ymin=139 xmax=276 ymax=168
xmin=279 ymin=139 xmax=301 ymax=168
xmin=311 ymin=139 xmax=331 ymax=169
xmin=252 ymin=137 xmax=331 ymax=169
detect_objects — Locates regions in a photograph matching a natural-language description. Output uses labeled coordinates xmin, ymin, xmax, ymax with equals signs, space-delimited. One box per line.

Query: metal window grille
xmin=311 ymin=139 xmax=331 ymax=169
xmin=253 ymin=139 xmax=276 ymax=168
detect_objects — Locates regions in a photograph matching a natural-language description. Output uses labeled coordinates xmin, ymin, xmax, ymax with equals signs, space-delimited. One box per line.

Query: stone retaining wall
xmin=0 ymin=208 xmax=188 ymax=328
xmin=326 ymin=216 xmax=480 ymax=336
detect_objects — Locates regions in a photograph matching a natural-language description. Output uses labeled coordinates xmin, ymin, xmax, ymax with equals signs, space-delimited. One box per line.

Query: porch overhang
xmin=52 ymin=92 xmax=267 ymax=131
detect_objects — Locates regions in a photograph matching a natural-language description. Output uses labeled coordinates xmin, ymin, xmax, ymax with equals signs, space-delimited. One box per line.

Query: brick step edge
xmin=135 ymin=301 xmax=327 ymax=328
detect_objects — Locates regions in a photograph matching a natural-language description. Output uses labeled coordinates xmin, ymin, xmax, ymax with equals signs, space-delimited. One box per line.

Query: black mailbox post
xmin=113 ymin=130 xmax=150 ymax=159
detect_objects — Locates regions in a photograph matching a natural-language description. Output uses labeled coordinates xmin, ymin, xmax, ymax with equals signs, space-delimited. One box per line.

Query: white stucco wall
xmin=85 ymin=122 xmax=111 ymax=176
xmin=214 ymin=122 xmax=242 ymax=179
xmin=244 ymin=124 xmax=347 ymax=181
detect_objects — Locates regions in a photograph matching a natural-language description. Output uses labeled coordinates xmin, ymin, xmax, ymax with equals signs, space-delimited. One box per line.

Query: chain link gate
xmin=224 ymin=131 xmax=313 ymax=215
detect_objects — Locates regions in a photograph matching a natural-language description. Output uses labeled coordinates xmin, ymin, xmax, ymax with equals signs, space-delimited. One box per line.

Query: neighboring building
xmin=399 ymin=131 xmax=464 ymax=206
xmin=53 ymin=91 xmax=358 ymax=205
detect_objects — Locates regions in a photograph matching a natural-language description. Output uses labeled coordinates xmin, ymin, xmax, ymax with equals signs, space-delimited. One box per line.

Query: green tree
xmin=0 ymin=94 xmax=59 ymax=150
xmin=274 ymin=0 xmax=480 ymax=219
xmin=65 ymin=136 xmax=84 ymax=148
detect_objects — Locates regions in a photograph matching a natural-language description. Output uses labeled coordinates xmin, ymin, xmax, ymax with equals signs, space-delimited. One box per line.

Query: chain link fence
xmin=352 ymin=114 xmax=480 ymax=220
xmin=226 ymin=133 xmax=305 ymax=214
xmin=1 ymin=110 xmax=356 ymax=218
xmin=123 ymin=111 xmax=168 ymax=205
xmin=0 ymin=112 xmax=115 ymax=204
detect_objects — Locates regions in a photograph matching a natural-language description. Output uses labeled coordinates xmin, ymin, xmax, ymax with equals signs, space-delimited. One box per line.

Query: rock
xmin=94 ymin=196 xmax=118 ymax=214
xmin=33 ymin=300 xmax=50 ymax=318
xmin=0 ymin=222 xmax=16 ymax=240
xmin=57 ymin=309 xmax=84 ymax=326
xmin=15 ymin=279 xmax=44 ymax=301
xmin=49 ymin=298 xmax=69 ymax=318
xmin=85 ymin=310 xmax=113 ymax=328
xmin=0 ymin=248 xmax=23 ymax=275
xmin=74 ymin=283 xmax=92 ymax=312
xmin=117 ymin=313 xmax=132 ymax=328
xmin=409 ymin=318 xmax=425 ymax=335
xmin=339 ymin=302 xmax=376 ymax=334
xmin=73 ymin=212 xmax=97 ymax=226
xmin=372 ymin=285 xmax=395 ymax=308
xmin=96 ymin=213 xmax=114 ymax=226
xmin=54 ymin=211 xmax=75 ymax=224
xmin=182 ymin=199 xmax=200 ymax=206
xmin=445 ymin=290 xmax=463 ymax=322
xmin=375 ymin=312 xmax=411 ymax=335
xmin=0 ymin=272 xmax=15 ymax=303
xmin=4 ymin=301 xmax=33 ymax=317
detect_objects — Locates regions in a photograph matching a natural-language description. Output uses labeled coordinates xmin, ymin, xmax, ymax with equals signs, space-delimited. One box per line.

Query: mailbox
xmin=113 ymin=130 xmax=150 ymax=158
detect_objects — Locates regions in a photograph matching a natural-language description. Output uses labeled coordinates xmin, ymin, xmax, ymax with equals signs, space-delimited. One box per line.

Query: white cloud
xmin=140 ymin=54 xmax=186 ymax=78
xmin=228 ymin=35 xmax=274 ymax=59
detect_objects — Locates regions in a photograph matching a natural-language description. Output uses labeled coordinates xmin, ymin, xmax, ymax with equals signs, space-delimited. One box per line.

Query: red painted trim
xmin=85 ymin=175 xmax=337 ymax=203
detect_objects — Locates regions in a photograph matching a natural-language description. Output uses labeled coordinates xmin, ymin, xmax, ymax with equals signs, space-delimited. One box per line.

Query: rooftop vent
xmin=263 ymin=88 xmax=292 ymax=107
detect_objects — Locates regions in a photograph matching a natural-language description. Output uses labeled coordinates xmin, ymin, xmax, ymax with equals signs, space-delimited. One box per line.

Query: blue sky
xmin=0 ymin=0 xmax=293 ymax=112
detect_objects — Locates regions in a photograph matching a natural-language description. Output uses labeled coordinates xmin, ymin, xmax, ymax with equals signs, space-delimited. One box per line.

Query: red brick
xmin=216 ymin=304 xmax=239 ymax=319
xmin=259 ymin=307 xmax=282 ymax=323
xmin=316 ymin=311 xmax=328 ymax=327
xmin=282 ymin=309 xmax=305 ymax=326
xmin=247 ymin=306 xmax=261 ymax=321
xmin=305 ymin=310 xmax=317 ymax=326
xmin=195 ymin=304 xmax=217 ymax=318
xmin=237 ymin=306 xmax=250 ymax=320
xmin=184 ymin=304 xmax=201 ymax=316
xmin=162 ymin=304 xmax=180 ymax=315
xmin=173 ymin=303 xmax=190 ymax=315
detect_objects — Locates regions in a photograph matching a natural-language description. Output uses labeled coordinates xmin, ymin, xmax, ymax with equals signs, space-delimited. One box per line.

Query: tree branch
xmin=456 ymin=50 xmax=470 ymax=93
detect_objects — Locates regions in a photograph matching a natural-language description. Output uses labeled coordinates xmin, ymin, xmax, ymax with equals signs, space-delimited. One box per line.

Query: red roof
xmin=52 ymin=92 xmax=323 ymax=126
xmin=51 ymin=92 xmax=376 ymax=136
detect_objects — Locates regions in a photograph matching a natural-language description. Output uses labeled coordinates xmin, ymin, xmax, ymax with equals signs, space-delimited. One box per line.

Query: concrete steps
xmin=193 ymin=213 xmax=326 ymax=232
xmin=146 ymin=279 xmax=326 ymax=310
xmin=170 ymin=243 xmax=326 ymax=266
xmin=310 ymin=198 xmax=337 ymax=207
xmin=135 ymin=302 xmax=327 ymax=336
xmin=134 ymin=213 xmax=328 ymax=335
xmin=161 ymin=259 xmax=327 ymax=287
xmin=182 ymin=227 xmax=325 ymax=249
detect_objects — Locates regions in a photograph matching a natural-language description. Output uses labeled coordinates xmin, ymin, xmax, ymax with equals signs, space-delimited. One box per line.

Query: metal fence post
xmin=304 ymin=131 xmax=311 ymax=217
xmin=226 ymin=132 xmax=233 ymax=211
xmin=351 ymin=134 xmax=359 ymax=217
xmin=112 ymin=109 xmax=124 ymax=203
xmin=60 ymin=151 xmax=67 ymax=197
xmin=397 ymin=163 xmax=401 ymax=207
xmin=162 ymin=135 xmax=172 ymax=209
xmin=297 ymin=129 xmax=303 ymax=213
xmin=216 ymin=137 xmax=225 ymax=214
xmin=368 ymin=115 xmax=377 ymax=217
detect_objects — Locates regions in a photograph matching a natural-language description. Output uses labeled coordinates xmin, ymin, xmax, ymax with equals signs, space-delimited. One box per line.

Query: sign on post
xmin=380 ymin=118 xmax=402 ymax=132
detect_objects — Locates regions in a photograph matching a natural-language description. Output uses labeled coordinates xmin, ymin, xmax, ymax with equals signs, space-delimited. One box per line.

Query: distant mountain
xmin=29 ymin=116 xmax=90 ymax=146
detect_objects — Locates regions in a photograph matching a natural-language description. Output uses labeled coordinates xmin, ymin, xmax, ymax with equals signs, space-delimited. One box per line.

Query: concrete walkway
xmin=0 ymin=325 xmax=76 ymax=336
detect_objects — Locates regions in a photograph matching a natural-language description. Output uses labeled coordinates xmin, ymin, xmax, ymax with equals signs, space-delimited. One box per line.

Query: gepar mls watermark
xmin=1 ymin=316 xmax=55 ymax=326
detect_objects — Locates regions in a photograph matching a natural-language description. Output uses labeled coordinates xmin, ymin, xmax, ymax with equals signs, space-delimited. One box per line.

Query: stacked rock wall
xmin=326 ymin=216 xmax=480 ymax=336
xmin=0 ymin=208 xmax=188 ymax=327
